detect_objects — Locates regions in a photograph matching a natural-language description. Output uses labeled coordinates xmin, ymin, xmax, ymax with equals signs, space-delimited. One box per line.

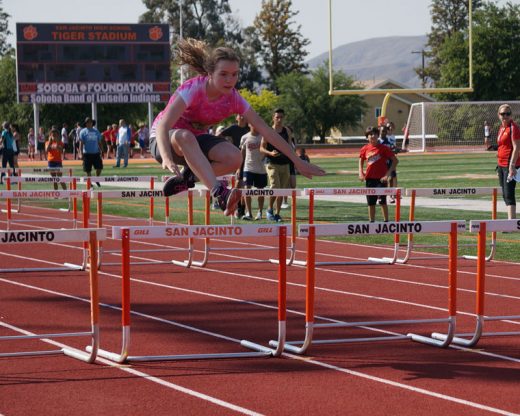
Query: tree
xmin=420 ymin=0 xmax=482 ymax=86
xmin=239 ymin=88 xmax=280 ymax=123
xmin=276 ymin=63 xmax=366 ymax=143
xmin=0 ymin=0 xmax=12 ymax=56
xmin=433 ymin=2 xmax=520 ymax=101
xmin=0 ymin=55 xmax=33 ymax=139
xmin=253 ymin=0 xmax=309 ymax=90
xmin=141 ymin=0 xmax=242 ymax=46
xmin=140 ymin=0 xmax=263 ymax=88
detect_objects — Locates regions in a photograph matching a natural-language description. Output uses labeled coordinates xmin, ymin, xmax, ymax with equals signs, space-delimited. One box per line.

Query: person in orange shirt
xmin=45 ymin=128 xmax=67 ymax=191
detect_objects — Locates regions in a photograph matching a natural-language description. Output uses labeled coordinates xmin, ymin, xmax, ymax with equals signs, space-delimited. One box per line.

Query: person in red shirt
xmin=102 ymin=125 xmax=113 ymax=159
xmin=45 ymin=128 xmax=67 ymax=191
xmin=496 ymin=104 xmax=520 ymax=219
xmin=359 ymin=126 xmax=398 ymax=222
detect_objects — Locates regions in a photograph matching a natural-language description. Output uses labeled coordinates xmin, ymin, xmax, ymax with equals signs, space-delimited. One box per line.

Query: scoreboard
xmin=16 ymin=23 xmax=171 ymax=104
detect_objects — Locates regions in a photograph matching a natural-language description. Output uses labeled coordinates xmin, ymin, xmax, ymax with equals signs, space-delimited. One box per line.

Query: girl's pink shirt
xmin=151 ymin=75 xmax=250 ymax=137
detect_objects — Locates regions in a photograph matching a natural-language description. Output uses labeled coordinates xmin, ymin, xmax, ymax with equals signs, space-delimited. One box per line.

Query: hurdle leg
xmin=63 ymin=231 xmax=100 ymax=363
xmin=92 ymin=229 xmax=131 ymax=363
xmin=433 ymin=222 xmax=486 ymax=347
xmin=272 ymin=226 xmax=315 ymax=354
xmin=408 ymin=222 xmax=458 ymax=348
xmin=242 ymin=226 xmax=287 ymax=356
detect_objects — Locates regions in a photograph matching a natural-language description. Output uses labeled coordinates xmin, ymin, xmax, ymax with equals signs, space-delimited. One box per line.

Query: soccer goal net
xmin=404 ymin=101 xmax=520 ymax=152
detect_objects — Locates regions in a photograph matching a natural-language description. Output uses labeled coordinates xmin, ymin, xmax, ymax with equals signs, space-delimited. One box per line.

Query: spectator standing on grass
xmin=45 ymin=128 xmax=67 ymax=191
xmin=115 ymin=119 xmax=131 ymax=168
xmin=37 ymin=126 xmax=46 ymax=161
xmin=102 ymin=124 xmax=113 ymax=159
xmin=359 ymin=126 xmax=398 ymax=222
xmin=137 ymin=123 xmax=149 ymax=158
xmin=239 ymin=123 xmax=268 ymax=220
xmin=61 ymin=123 xmax=68 ymax=159
xmin=11 ymin=124 xmax=21 ymax=168
xmin=27 ymin=127 xmax=35 ymax=161
xmin=149 ymin=38 xmax=324 ymax=217
xmin=495 ymin=104 xmax=520 ymax=219
xmin=261 ymin=108 xmax=294 ymax=222
xmin=484 ymin=120 xmax=492 ymax=150
xmin=0 ymin=122 xmax=16 ymax=184
xmin=79 ymin=117 xmax=103 ymax=187
xmin=379 ymin=123 xmax=399 ymax=203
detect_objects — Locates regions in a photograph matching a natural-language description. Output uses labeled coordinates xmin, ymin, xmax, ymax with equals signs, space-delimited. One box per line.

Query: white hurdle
xmin=89 ymin=189 xmax=189 ymax=269
xmin=291 ymin=187 xmax=402 ymax=266
xmin=0 ymin=228 xmax=105 ymax=363
xmin=3 ymin=175 xmax=78 ymax=213
xmin=432 ymin=219 xmax=520 ymax=347
xmin=173 ymin=188 xmax=299 ymax=268
xmin=91 ymin=224 xmax=288 ymax=363
xmin=396 ymin=187 xmax=500 ymax=263
xmin=270 ymin=220 xmax=465 ymax=354
xmin=0 ymin=189 xmax=85 ymax=232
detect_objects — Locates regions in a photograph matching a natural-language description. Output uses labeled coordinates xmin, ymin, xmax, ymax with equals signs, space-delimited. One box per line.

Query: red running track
xmin=1 ymin=205 xmax=520 ymax=415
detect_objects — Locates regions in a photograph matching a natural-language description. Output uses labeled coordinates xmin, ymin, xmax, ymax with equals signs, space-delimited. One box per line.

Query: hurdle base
xmin=366 ymin=257 xmax=394 ymax=264
xmin=0 ymin=264 xmax=84 ymax=273
xmin=0 ymin=349 xmax=63 ymax=358
xmin=62 ymin=346 xmax=97 ymax=363
xmin=125 ymin=351 xmax=271 ymax=362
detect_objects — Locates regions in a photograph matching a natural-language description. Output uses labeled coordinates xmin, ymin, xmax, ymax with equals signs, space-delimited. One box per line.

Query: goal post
xmin=405 ymin=101 xmax=520 ymax=152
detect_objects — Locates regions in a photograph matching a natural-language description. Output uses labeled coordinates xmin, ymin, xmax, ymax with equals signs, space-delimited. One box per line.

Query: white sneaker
xmin=280 ymin=203 xmax=289 ymax=209
xmin=255 ymin=211 xmax=263 ymax=221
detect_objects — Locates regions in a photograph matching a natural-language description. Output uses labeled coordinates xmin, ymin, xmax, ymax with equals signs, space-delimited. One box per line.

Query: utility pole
xmin=412 ymin=49 xmax=427 ymax=88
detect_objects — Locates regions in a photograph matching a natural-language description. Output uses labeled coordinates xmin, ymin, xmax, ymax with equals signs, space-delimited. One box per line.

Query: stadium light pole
xmin=179 ymin=0 xmax=184 ymax=83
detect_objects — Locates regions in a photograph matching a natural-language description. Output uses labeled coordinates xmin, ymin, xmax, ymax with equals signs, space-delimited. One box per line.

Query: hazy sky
xmin=4 ymin=0 xmax=518 ymax=59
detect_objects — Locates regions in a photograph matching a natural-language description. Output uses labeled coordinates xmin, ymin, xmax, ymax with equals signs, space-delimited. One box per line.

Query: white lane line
xmin=0 ymin=320 xmax=264 ymax=416
xmin=285 ymin=353 xmax=520 ymax=416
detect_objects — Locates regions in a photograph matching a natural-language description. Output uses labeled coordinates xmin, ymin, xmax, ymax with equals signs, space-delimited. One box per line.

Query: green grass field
xmin=11 ymin=151 xmax=519 ymax=262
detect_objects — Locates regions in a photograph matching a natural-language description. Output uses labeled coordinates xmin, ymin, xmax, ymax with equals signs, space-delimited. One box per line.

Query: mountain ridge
xmin=307 ymin=35 xmax=428 ymax=88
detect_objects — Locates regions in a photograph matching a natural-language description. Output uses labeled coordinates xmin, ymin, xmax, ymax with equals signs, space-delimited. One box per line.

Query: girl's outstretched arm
xmin=245 ymin=108 xmax=326 ymax=179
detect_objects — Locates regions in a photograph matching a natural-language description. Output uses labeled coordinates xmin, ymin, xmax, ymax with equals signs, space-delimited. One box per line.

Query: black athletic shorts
xmin=365 ymin=178 xmax=387 ymax=206
xmin=150 ymin=133 xmax=227 ymax=166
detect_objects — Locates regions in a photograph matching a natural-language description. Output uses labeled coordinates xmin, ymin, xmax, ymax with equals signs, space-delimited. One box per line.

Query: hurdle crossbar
xmin=0 ymin=189 xmax=85 ymax=231
xmin=432 ymin=219 xmax=520 ymax=347
xmin=397 ymin=187 xmax=500 ymax=263
xmin=0 ymin=228 xmax=105 ymax=363
xmin=270 ymin=220 xmax=465 ymax=354
xmin=90 ymin=189 xmax=188 ymax=268
xmin=291 ymin=187 xmax=402 ymax=266
xmin=2 ymin=174 xmax=78 ymax=214
xmin=92 ymin=224 xmax=287 ymax=362
xmin=173 ymin=188 xmax=298 ymax=268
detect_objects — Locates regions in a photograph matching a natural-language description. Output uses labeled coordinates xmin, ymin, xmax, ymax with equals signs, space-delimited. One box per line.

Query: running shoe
xmin=255 ymin=211 xmax=263 ymax=221
xmin=215 ymin=186 xmax=242 ymax=216
xmin=280 ymin=202 xmax=289 ymax=209
xmin=162 ymin=167 xmax=196 ymax=197
xmin=266 ymin=209 xmax=276 ymax=221
xmin=242 ymin=214 xmax=253 ymax=221
xmin=273 ymin=214 xmax=283 ymax=223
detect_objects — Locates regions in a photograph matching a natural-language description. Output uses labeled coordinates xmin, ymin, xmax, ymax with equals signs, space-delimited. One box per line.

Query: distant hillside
xmin=307 ymin=35 xmax=428 ymax=88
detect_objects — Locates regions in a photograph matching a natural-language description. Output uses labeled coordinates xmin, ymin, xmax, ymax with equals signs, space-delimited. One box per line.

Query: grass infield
xmin=9 ymin=151 xmax=519 ymax=262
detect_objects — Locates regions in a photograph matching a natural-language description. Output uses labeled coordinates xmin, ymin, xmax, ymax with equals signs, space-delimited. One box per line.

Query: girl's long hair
xmin=176 ymin=38 xmax=240 ymax=76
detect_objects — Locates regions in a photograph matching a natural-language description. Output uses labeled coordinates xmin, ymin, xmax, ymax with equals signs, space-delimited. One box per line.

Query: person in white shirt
xmin=61 ymin=123 xmax=69 ymax=159
xmin=238 ymin=124 xmax=268 ymax=220
xmin=115 ymin=119 xmax=130 ymax=168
